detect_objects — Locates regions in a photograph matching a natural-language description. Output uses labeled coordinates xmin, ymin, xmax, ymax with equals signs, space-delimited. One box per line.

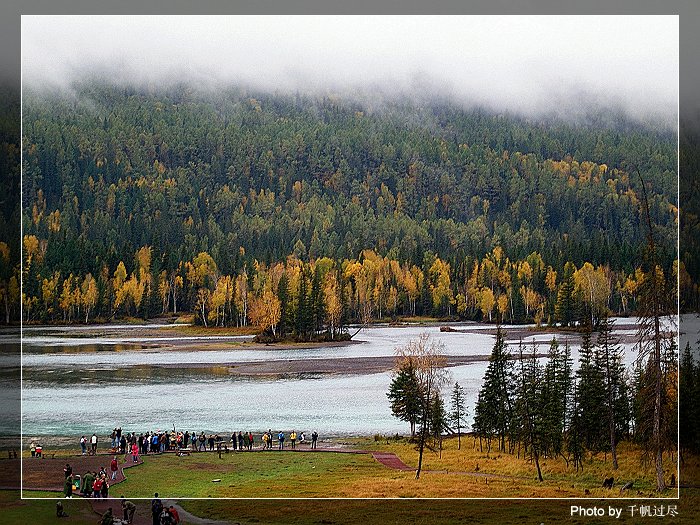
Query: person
xmin=183 ymin=431 xmax=190 ymax=450
xmin=267 ymin=429 xmax=273 ymax=450
xmin=111 ymin=456 xmax=119 ymax=480
xmin=151 ymin=493 xmax=163 ymax=525
xmin=91 ymin=433 xmax=98 ymax=455
xmin=278 ymin=431 xmax=285 ymax=450
xmin=111 ymin=428 xmax=117 ymax=449
xmin=35 ymin=444 xmax=42 ymax=457
xmin=290 ymin=430 xmax=297 ymax=449
xmin=131 ymin=441 xmax=139 ymax=463
xmin=159 ymin=505 xmax=173 ymax=525
xmin=82 ymin=470 xmax=94 ymax=497
xmin=64 ymin=463 xmax=72 ymax=478
xmin=56 ymin=500 xmax=69 ymax=517
xmin=169 ymin=505 xmax=180 ymax=524
xmin=93 ymin=475 xmax=103 ymax=498
xmin=99 ymin=507 xmax=114 ymax=525
xmin=248 ymin=431 xmax=254 ymax=451
xmin=121 ymin=496 xmax=136 ymax=524
xmin=311 ymin=431 xmax=318 ymax=449
xmin=231 ymin=432 xmax=237 ymax=451
xmin=63 ymin=474 xmax=73 ymax=498
xmin=80 ymin=435 xmax=87 ymax=455
xmin=299 ymin=431 xmax=306 ymax=444
xmin=198 ymin=432 xmax=206 ymax=452
xmin=100 ymin=476 xmax=109 ymax=498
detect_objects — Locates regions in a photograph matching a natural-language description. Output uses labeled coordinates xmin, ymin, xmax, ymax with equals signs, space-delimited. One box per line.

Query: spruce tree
xmin=575 ymin=324 xmax=606 ymax=452
xmin=473 ymin=326 xmax=514 ymax=453
xmin=515 ymin=340 xmax=544 ymax=481
xmin=596 ymin=314 xmax=626 ymax=469
xmin=449 ymin=382 xmax=468 ymax=450
xmin=555 ymin=262 xmax=576 ymax=327
xmin=387 ymin=360 xmax=421 ymax=437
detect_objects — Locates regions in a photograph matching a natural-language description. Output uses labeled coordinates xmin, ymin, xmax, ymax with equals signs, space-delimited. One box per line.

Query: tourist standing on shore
xmin=267 ymin=429 xmax=273 ymax=449
xmin=278 ymin=431 xmax=285 ymax=450
xmin=63 ymin=463 xmax=72 ymax=478
xmin=248 ymin=431 xmax=254 ymax=450
xmin=110 ymin=456 xmax=118 ymax=480
xmin=80 ymin=436 xmax=86 ymax=455
xmin=100 ymin=475 xmax=109 ymax=498
xmin=81 ymin=470 xmax=93 ymax=496
xmin=90 ymin=433 xmax=98 ymax=455
xmin=300 ymin=432 xmax=305 ymax=444
xmin=311 ymin=431 xmax=318 ymax=449
xmin=290 ymin=430 xmax=297 ymax=449
xmin=238 ymin=431 xmax=244 ymax=451
xmin=92 ymin=475 xmax=103 ymax=498
xmin=63 ymin=474 xmax=73 ymax=498
xmin=131 ymin=441 xmax=139 ymax=463
xmin=111 ymin=429 xmax=117 ymax=449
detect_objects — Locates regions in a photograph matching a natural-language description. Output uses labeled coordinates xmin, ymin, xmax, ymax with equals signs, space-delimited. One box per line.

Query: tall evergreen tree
xmin=596 ymin=314 xmax=627 ymax=469
xmin=449 ymin=382 xmax=468 ymax=450
xmin=575 ymin=324 xmax=606 ymax=452
xmin=473 ymin=326 xmax=514 ymax=453
xmin=515 ymin=340 xmax=544 ymax=481
xmin=387 ymin=360 xmax=421 ymax=437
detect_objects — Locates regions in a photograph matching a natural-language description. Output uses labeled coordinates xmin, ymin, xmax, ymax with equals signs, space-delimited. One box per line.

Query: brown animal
xmin=602 ymin=477 xmax=614 ymax=489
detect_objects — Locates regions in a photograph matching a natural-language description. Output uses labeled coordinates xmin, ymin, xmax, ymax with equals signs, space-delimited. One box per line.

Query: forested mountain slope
xmin=16 ymin=84 xmax=678 ymax=326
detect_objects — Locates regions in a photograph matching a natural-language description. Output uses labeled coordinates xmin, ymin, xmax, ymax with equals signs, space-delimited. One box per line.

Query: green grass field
xmin=115 ymin=450 xmax=390 ymax=498
xmin=22 ymin=435 xmax=681 ymax=499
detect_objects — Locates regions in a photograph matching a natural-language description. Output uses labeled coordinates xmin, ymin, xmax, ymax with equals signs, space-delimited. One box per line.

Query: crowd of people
xmin=61 ymin=463 xmax=112 ymax=499
xmin=75 ymin=426 xmax=321 ymax=456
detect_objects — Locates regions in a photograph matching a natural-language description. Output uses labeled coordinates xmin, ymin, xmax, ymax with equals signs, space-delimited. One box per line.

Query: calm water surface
xmin=21 ymin=323 xmax=649 ymax=438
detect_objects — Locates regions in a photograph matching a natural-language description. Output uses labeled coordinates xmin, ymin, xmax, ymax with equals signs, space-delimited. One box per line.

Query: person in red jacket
xmin=110 ymin=456 xmax=118 ymax=480
xmin=92 ymin=476 xmax=103 ymax=498
xmin=168 ymin=505 xmax=180 ymax=524
xmin=131 ymin=442 xmax=139 ymax=463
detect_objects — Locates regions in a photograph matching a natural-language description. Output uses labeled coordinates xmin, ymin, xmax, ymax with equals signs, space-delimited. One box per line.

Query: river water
xmin=20 ymin=321 xmax=651 ymax=439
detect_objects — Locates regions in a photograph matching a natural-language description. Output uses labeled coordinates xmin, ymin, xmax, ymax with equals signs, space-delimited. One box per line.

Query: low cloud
xmin=22 ymin=15 xmax=678 ymax=128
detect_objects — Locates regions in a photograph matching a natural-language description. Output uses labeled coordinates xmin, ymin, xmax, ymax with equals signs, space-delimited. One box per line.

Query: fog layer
xmin=22 ymin=15 xmax=678 ymax=127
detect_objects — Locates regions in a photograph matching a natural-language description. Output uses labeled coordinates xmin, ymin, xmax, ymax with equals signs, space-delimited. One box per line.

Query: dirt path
xmin=371 ymin=452 xmax=414 ymax=471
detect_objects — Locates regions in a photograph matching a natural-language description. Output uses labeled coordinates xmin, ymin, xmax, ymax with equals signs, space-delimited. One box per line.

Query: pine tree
xmin=596 ymin=314 xmax=626 ymax=469
xmin=430 ymin=394 xmax=448 ymax=458
xmin=575 ymin=323 xmax=606 ymax=452
xmin=449 ymin=382 xmax=468 ymax=450
xmin=473 ymin=326 xmax=514 ymax=453
xmin=387 ymin=360 xmax=421 ymax=437
xmin=679 ymin=343 xmax=699 ymax=455
xmin=555 ymin=262 xmax=576 ymax=327
xmin=539 ymin=337 xmax=570 ymax=457
xmin=515 ymin=340 xmax=544 ymax=481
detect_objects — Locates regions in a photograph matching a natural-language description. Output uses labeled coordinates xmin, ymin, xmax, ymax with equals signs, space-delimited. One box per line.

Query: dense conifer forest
xmin=7 ymin=83 xmax=679 ymax=332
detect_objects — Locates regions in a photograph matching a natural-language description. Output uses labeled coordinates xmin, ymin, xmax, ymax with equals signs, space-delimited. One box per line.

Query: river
xmin=20 ymin=321 xmax=659 ymax=439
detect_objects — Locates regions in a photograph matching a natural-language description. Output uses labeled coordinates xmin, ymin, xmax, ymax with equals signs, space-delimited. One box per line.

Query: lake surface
xmin=20 ymin=321 xmax=659 ymax=439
